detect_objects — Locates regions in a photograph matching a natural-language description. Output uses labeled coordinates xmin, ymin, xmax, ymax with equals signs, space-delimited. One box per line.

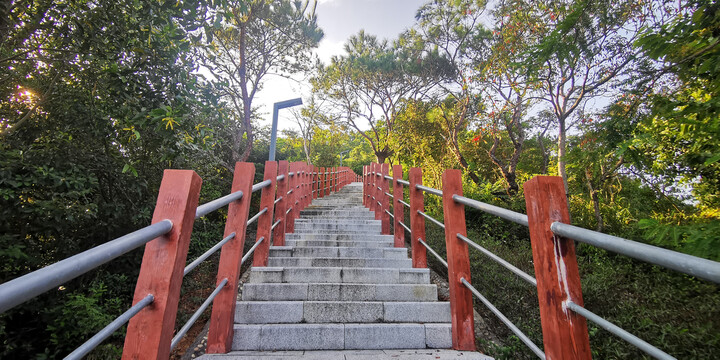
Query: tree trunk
xmin=238 ymin=22 xmax=253 ymax=162
xmin=585 ymin=169 xmax=604 ymax=232
xmin=557 ymin=117 xmax=568 ymax=194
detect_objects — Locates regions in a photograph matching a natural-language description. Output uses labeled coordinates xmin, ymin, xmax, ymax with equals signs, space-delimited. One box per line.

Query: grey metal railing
xmin=418 ymin=238 xmax=448 ymax=268
xmin=184 ymin=233 xmax=236 ymax=277
xmin=418 ymin=210 xmax=445 ymax=230
xmin=170 ymin=278 xmax=228 ymax=351
xmin=196 ymin=191 xmax=244 ymax=218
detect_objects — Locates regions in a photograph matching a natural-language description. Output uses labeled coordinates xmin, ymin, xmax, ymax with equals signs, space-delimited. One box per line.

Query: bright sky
xmin=254 ymin=0 xmax=426 ymax=133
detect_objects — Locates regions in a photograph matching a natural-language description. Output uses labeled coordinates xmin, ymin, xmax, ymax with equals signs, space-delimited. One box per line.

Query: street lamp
xmin=269 ymin=97 xmax=303 ymax=161
xmin=339 ymin=150 xmax=350 ymax=166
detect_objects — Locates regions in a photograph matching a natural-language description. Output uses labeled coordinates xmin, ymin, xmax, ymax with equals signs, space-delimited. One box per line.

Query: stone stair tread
xmin=198 ymin=349 xmax=492 ymax=360
xmin=241 ymin=283 xmax=439 ymax=302
xmin=266 ymin=257 xmax=412 ymax=268
xmin=248 ymin=266 xmax=431 ymax=284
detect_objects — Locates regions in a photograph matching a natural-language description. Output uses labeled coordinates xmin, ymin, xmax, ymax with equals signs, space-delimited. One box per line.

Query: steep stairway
xmin=200 ymin=183 xmax=490 ymax=359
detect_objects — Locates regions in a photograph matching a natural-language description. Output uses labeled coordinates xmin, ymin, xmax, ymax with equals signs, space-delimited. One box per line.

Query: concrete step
xmin=284 ymin=240 xmax=394 ymax=248
xmin=293 ymin=223 xmax=381 ymax=233
xmin=248 ymin=267 xmax=430 ymax=284
xmin=269 ymin=246 xmax=407 ymax=259
xmin=294 ymin=219 xmax=380 ymax=225
xmin=231 ymin=323 xmax=451 ymax=350
xmin=242 ymin=283 xmax=439 ymax=302
xmin=199 ymin=349 xmax=492 ymax=360
xmin=285 ymin=234 xmax=393 ymax=241
xmin=234 ymin=301 xmax=450 ymax=324
xmin=266 ymin=257 xmax=412 ymax=268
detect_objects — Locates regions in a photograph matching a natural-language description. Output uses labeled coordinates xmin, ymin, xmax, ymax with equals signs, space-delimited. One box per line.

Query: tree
xmin=203 ymin=0 xmax=323 ymax=166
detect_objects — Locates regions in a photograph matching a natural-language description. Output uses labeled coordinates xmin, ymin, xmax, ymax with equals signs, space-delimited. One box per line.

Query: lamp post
xmin=269 ymin=98 xmax=303 ymax=161
xmin=339 ymin=150 xmax=350 ymax=166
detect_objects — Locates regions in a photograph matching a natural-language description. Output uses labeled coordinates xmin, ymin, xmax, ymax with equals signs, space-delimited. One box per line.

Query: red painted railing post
xmin=206 ymin=162 xmax=255 ymax=353
xmin=286 ymin=162 xmax=298 ymax=234
xmin=335 ymin=167 xmax=339 ymax=192
xmin=442 ymin=169 xmax=477 ymax=351
xmin=363 ymin=166 xmax=368 ymax=207
xmin=122 ymin=170 xmax=202 ymax=359
xmin=273 ymin=161 xmax=289 ymax=246
xmin=392 ymin=165 xmax=404 ymax=248
xmin=371 ymin=163 xmax=380 ymax=219
xmin=525 ymin=176 xmax=591 ymax=360
xmin=300 ymin=164 xmax=308 ymax=210
xmin=324 ymin=167 xmax=330 ymax=197
xmin=313 ymin=166 xmax=318 ymax=200
xmin=252 ymin=161 xmax=277 ymax=267
xmin=408 ymin=167 xmax=427 ymax=268
xmin=319 ymin=167 xmax=325 ymax=198
xmin=380 ymin=163 xmax=390 ymax=235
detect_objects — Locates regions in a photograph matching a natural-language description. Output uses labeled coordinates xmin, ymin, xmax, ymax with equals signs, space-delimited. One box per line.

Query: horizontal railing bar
xmin=399 ymin=199 xmax=410 ymax=208
xmin=170 ymin=278 xmax=228 ymax=351
xmin=288 ymin=172 xmax=295 ymax=176
xmin=457 ymin=234 xmax=537 ymax=286
xmin=252 ymin=179 xmax=272 ymax=193
xmin=286 ymin=207 xmax=292 ymax=215
xmin=418 ymin=238 xmax=448 ymax=268
xmin=551 ymin=222 xmax=720 ymax=284
xmin=399 ymin=221 xmax=411 ymax=234
xmin=397 ymin=179 xmax=410 ymax=186
xmin=461 ymin=278 xmax=546 ymax=359
xmin=287 ymin=189 xmax=294 ymax=195
xmin=566 ymin=301 xmax=675 ymax=360
xmin=418 ymin=210 xmax=445 ymax=229
xmin=0 ymin=220 xmax=172 ymax=314
xmin=184 ymin=233 xmax=236 ymax=277
xmin=377 ymin=186 xmax=381 ymax=190
xmin=453 ymin=195 xmax=529 ymax=227
xmin=384 ymin=175 xmax=393 ymax=180
xmin=246 ymin=207 xmax=268 ymax=226
xmin=276 ymin=174 xmax=285 ymax=181
xmin=274 ymin=196 xmax=283 ymax=205
xmin=415 ymin=184 xmax=443 ymax=197
xmin=241 ymin=237 xmax=264 ymax=265
xmin=271 ymin=219 xmax=281 ymax=230
xmin=385 ymin=192 xmax=393 ymax=198
xmin=196 ymin=191 xmax=244 ymax=218
xmin=385 ymin=210 xmax=394 ymax=218
xmin=65 ymin=293 xmax=155 ymax=360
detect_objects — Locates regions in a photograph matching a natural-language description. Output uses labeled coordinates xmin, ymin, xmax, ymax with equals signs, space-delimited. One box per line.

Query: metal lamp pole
xmin=269 ymin=98 xmax=303 ymax=161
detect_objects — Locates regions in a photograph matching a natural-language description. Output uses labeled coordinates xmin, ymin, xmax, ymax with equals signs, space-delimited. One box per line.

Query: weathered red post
xmin=442 ymin=169 xmax=477 ymax=351
xmin=273 ymin=161 xmax=289 ymax=246
xmin=363 ymin=165 xmax=368 ymax=206
xmin=370 ymin=163 xmax=379 ymax=218
xmin=122 ymin=170 xmax=202 ymax=359
xmin=408 ymin=167 xmax=427 ymax=268
xmin=380 ymin=163 xmax=390 ymax=235
xmin=286 ymin=162 xmax=298 ymax=234
xmin=205 ymin=162 xmax=255 ymax=353
xmin=313 ymin=166 xmax=319 ymax=199
xmin=525 ymin=176 xmax=592 ymax=359
xmin=319 ymin=167 xmax=325 ymax=198
xmin=252 ymin=161 xmax=277 ymax=267
xmin=392 ymin=165 xmax=404 ymax=248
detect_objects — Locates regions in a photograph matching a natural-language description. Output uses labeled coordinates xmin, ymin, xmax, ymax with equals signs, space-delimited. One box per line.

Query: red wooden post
xmin=363 ymin=166 xmax=368 ymax=206
xmin=392 ymin=165 xmax=404 ymax=248
xmin=408 ymin=167 xmax=427 ymax=268
xmin=286 ymin=162 xmax=298 ymax=234
xmin=252 ymin=161 xmax=277 ymax=267
xmin=313 ymin=166 xmax=318 ymax=200
xmin=319 ymin=167 xmax=325 ymax=198
xmin=380 ymin=163 xmax=390 ymax=235
xmin=371 ymin=163 xmax=379 ymax=219
xmin=205 ymin=162 xmax=255 ymax=353
xmin=442 ymin=169 xmax=477 ymax=351
xmin=273 ymin=161 xmax=289 ymax=246
xmin=335 ymin=166 xmax=339 ymax=192
xmin=525 ymin=176 xmax=591 ymax=360
xmin=300 ymin=165 xmax=307 ymax=210
xmin=324 ymin=167 xmax=330 ymax=197
xmin=122 ymin=170 xmax=202 ymax=359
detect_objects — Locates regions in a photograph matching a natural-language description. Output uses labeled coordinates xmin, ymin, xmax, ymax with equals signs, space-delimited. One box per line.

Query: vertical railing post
xmin=392 ymin=165 xmax=404 ymax=248
xmin=525 ymin=176 xmax=591 ymax=359
xmin=408 ymin=167 xmax=427 ymax=268
xmin=206 ymin=162 xmax=255 ymax=353
xmin=371 ymin=163 xmax=380 ymax=219
xmin=300 ymin=165 xmax=307 ymax=210
xmin=363 ymin=166 xmax=368 ymax=207
xmin=252 ymin=161 xmax=277 ymax=267
xmin=324 ymin=167 xmax=330 ymax=197
xmin=273 ymin=161 xmax=289 ymax=246
xmin=335 ymin=167 xmax=339 ymax=192
xmin=286 ymin=162 xmax=298 ymax=234
xmin=319 ymin=167 xmax=325 ymax=198
xmin=442 ymin=169 xmax=477 ymax=351
xmin=122 ymin=170 xmax=202 ymax=359
xmin=313 ymin=166 xmax=318 ymax=200
xmin=380 ymin=163 xmax=390 ymax=235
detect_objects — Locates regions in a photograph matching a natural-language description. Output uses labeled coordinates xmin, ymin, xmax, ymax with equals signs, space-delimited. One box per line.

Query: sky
xmin=253 ymin=0 xmax=426 ymax=133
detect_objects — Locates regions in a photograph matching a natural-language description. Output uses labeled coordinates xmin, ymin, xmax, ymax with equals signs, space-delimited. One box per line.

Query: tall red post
xmin=392 ymin=165 xmax=404 ymax=248
xmin=334 ymin=167 xmax=339 ymax=192
xmin=363 ymin=166 xmax=368 ymax=207
xmin=206 ymin=162 xmax=255 ymax=353
xmin=371 ymin=163 xmax=380 ymax=218
xmin=286 ymin=162 xmax=298 ymax=234
xmin=525 ymin=176 xmax=591 ymax=360
xmin=273 ymin=161 xmax=289 ymax=246
xmin=409 ymin=167 xmax=427 ymax=268
xmin=380 ymin=163 xmax=390 ymax=235
xmin=122 ymin=170 xmax=202 ymax=359
xmin=252 ymin=161 xmax=277 ymax=267
xmin=313 ymin=166 xmax=319 ymax=199
xmin=442 ymin=169 xmax=476 ymax=351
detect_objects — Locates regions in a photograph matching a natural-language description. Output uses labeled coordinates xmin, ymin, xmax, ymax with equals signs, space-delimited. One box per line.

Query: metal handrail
xmin=286 ymin=207 xmax=292 ymax=215
xmin=416 ymin=184 xmax=443 ymax=197
xmin=399 ymin=199 xmax=410 ymax=208
xmin=385 ymin=210 xmax=394 ymax=218
xmin=196 ymin=191 xmax=243 ymax=218
xmin=251 ymin=179 xmax=272 ymax=192
xmin=457 ymin=234 xmax=536 ymax=286
xmin=452 ymin=194 xmax=528 ymax=226
xmin=418 ymin=238 xmax=448 ymax=268
xmin=288 ymin=172 xmax=295 ymax=176
xmin=170 ymin=278 xmax=228 ymax=351
xmin=274 ymin=196 xmax=283 ymax=204
xmin=246 ymin=207 xmax=268 ymax=226
xmin=0 ymin=219 xmax=173 ymax=314
xmin=399 ymin=220 xmax=411 ymax=234
xmin=385 ymin=192 xmax=393 ymax=198
xmin=565 ymin=301 xmax=675 ymax=360
xmin=384 ymin=175 xmax=393 ymax=180
xmin=65 ymin=294 xmax=155 ymax=360
xmin=241 ymin=237 xmax=264 ymax=265
xmin=551 ymin=222 xmax=720 ymax=284
xmin=271 ymin=219 xmax=281 ymax=230
xmin=287 ymin=189 xmax=294 ymax=195
xmin=418 ymin=210 xmax=445 ymax=229
xmin=276 ymin=174 xmax=285 ymax=181
xmin=397 ymin=179 xmax=410 ymax=186
xmin=184 ymin=233 xmax=236 ymax=277
xmin=461 ymin=278 xmax=546 ymax=359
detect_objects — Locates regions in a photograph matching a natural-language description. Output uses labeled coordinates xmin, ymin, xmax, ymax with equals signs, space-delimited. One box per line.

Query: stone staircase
xmin=200 ymin=183 xmax=489 ymax=359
